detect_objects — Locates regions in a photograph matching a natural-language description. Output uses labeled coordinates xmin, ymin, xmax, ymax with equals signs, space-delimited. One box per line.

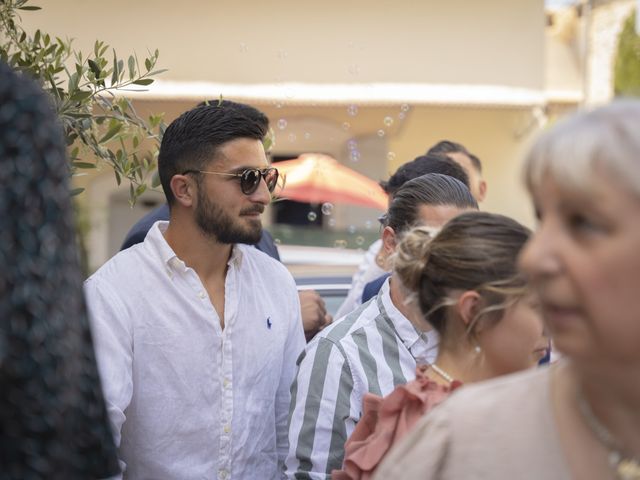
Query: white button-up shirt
xmin=85 ymin=222 xmax=305 ymax=479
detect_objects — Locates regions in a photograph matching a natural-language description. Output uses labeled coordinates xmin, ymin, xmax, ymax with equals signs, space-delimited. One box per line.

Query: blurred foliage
xmin=614 ymin=10 xmax=640 ymax=97
xmin=0 ymin=0 xmax=166 ymax=204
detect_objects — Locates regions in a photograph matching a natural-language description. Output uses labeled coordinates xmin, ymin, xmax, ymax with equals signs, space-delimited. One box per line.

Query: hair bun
xmin=393 ymin=226 xmax=436 ymax=292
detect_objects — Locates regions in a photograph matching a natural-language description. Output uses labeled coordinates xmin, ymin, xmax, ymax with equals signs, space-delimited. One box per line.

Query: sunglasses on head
xmin=182 ymin=167 xmax=279 ymax=195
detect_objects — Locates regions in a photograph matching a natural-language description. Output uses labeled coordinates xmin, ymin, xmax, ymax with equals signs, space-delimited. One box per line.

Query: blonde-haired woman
xmin=335 ymin=211 xmax=548 ymax=479
xmin=375 ymin=101 xmax=640 ymax=480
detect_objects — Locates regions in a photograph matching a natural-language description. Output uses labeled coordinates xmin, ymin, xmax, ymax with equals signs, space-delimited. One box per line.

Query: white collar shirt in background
xmin=85 ymin=221 xmax=305 ymax=480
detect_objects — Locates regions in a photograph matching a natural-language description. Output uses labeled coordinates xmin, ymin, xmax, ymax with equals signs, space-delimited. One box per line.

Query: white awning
xmin=121 ymin=80 xmax=581 ymax=108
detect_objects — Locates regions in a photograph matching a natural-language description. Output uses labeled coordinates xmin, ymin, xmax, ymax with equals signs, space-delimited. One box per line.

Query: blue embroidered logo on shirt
xmin=267 ymin=317 xmax=272 ymax=329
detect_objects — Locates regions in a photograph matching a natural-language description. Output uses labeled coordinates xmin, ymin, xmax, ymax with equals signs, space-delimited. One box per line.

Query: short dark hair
xmin=158 ymin=100 xmax=269 ymax=205
xmin=427 ymin=139 xmax=483 ymax=174
xmin=381 ymin=154 xmax=469 ymax=196
xmin=385 ymin=173 xmax=478 ymax=234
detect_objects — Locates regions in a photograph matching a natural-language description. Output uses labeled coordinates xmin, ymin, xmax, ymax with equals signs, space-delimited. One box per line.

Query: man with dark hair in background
xmin=335 ymin=154 xmax=469 ymax=319
xmin=85 ymin=100 xmax=305 ymax=479
xmin=428 ymin=140 xmax=487 ymax=203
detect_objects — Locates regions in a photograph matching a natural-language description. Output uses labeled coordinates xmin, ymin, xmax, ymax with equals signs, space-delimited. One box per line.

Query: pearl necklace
xmin=429 ymin=363 xmax=454 ymax=384
xmin=576 ymin=389 xmax=640 ymax=480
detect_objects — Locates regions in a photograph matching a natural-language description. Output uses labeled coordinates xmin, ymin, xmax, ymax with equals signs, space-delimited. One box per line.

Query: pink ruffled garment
xmin=332 ymin=365 xmax=462 ymax=480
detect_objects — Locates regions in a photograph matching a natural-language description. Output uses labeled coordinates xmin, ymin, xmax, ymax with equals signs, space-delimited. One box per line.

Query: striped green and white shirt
xmin=285 ymin=278 xmax=439 ymax=479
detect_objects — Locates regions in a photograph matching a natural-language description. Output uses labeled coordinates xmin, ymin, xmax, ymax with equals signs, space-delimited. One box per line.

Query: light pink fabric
xmin=332 ymin=365 xmax=461 ymax=480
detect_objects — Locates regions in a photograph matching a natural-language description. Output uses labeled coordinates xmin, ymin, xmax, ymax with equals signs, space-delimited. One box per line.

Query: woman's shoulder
xmin=374 ymin=365 xmax=568 ymax=480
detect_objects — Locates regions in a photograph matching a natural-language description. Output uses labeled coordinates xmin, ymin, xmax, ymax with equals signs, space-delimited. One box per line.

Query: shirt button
xmin=223 ymin=424 xmax=231 ymax=434
xmin=218 ymin=469 xmax=229 ymax=480
xmin=223 ymin=378 xmax=230 ymax=388
xmin=198 ymin=291 xmax=206 ymax=299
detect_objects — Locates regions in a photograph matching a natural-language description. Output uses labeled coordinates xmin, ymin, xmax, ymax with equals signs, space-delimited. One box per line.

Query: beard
xmin=195 ymin=188 xmax=263 ymax=245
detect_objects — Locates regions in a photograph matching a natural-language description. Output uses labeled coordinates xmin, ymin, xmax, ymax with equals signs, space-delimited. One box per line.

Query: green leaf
xmin=72 ymin=161 xmax=97 ymax=169
xmin=34 ymin=29 xmax=41 ymax=45
xmin=128 ymin=55 xmax=135 ymax=79
xmin=114 ymin=170 xmax=122 ymax=186
xmin=145 ymin=58 xmax=151 ymax=71
xmin=111 ymin=50 xmax=119 ymax=85
xmin=70 ymin=90 xmax=92 ymax=102
xmin=68 ymin=72 xmax=79 ymax=93
xmin=135 ymin=184 xmax=147 ymax=196
xmin=19 ymin=6 xmax=42 ymax=10
xmin=132 ymin=78 xmax=153 ymax=86
xmin=151 ymin=170 xmax=161 ymax=188
xmin=99 ymin=123 xmax=122 ymax=144
xmin=132 ymin=136 xmax=139 ymax=148
xmin=88 ymin=58 xmax=101 ymax=77
xmin=64 ymin=111 xmax=92 ymax=118
xmin=70 ymin=187 xmax=85 ymax=196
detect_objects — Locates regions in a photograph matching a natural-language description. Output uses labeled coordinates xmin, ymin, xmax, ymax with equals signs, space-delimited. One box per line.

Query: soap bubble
xmin=347 ymin=104 xmax=359 ymax=116
xmin=347 ymin=225 xmax=357 ymax=234
xmin=377 ymin=129 xmax=385 ymax=137
xmin=321 ymin=203 xmax=334 ymax=215
xmin=386 ymin=151 xmax=396 ymax=161
xmin=307 ymin=211 xmax=317 ymax=222
xmin=342 ymin=122 xmax=351 ymax=131
xmin=288 ymin=133 xmax=297 ymax=142
xmin=383 ymin=116 xmax=394 ymax=127
xmin=350 ymin=150 xmax=361 ymax=162
xmin=347 ymin=139 xmax=358 ymax=150
xmin=400 ymin=103 xmax=410 ymax=112
xmin=355 ymin=236 xmax=365 ymax=246
xmin=328 ymin=218 xmax=337 ymax=227
xmin=334 ymin=239 xmax=348 ymax=248
xmin=277 ymin=119 xmax=287 ymax=130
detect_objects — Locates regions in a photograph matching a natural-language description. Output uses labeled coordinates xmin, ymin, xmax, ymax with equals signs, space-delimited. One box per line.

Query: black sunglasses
xmin=182 ymin=167 xmax=279 ymax=195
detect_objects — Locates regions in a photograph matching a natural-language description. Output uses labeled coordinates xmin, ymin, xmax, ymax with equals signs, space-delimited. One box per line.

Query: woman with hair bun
xmin=335 ymin=211 xmax=548 ymax=480
xmin=376 ymin=101 xmax=640 ymax=480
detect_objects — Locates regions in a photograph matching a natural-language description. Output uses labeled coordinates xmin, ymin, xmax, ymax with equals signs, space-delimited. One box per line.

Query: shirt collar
xmin=146 ymin=221 xmax=244 ymax=273
xmin=377 ymin=277 xmax=439 ymax=363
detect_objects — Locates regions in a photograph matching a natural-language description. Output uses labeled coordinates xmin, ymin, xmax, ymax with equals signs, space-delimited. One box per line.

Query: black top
xmin=0 ymin=61 xmax=120 ymax=479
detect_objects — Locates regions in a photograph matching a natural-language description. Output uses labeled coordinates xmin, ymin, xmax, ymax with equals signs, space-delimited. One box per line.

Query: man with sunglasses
xmin=84 ymin=100 xmax=306 ymax=479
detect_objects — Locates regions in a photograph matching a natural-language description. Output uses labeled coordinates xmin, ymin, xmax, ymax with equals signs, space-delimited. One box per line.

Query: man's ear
xmin=381 ymin=226 xmax=397 ymax=257
xmin=170 ymin=174 xmax=196 ymax=208
xmin=477 ymin=179 xmax=487 ymax=202
xmin=456 ymin=290 xmax=482 ymax=330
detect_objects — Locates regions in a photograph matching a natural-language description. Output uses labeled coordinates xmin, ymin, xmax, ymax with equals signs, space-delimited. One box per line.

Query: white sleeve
xmin=84 ymin=277 xmax=134 ymax=476
xmin=276 ymin=276 xmax=306 ymax=474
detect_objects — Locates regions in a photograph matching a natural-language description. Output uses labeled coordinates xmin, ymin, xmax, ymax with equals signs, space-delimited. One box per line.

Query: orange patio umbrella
xmin=274 ymin=153 xmax=388 ymax=210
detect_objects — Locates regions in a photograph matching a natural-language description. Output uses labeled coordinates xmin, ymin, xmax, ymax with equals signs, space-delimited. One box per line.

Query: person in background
xmin=335 ymin=212 xmax=547 ymax=479
xmin=335 ymin=155 xmax=469 ymax=319
xmin=285 ymin=174 xmax=477 ymax=480
xmin=0 ymin=61 xmax=119 ymax=479
xmin=375 ymin=101 xmax=640 ymax=480
xmin=85 ymin=100 xmax=305 ymax=479
xmin=427 ymin=140 xmax=487 ymax=203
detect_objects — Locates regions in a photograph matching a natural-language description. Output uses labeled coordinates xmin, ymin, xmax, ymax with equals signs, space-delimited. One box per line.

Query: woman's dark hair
xmin=394 ymin=212 xmax=531 ymax=340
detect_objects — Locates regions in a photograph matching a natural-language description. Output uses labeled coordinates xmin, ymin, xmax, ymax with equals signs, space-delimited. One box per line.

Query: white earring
xmin=474 ymin=345 xmax=482 ymax=354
